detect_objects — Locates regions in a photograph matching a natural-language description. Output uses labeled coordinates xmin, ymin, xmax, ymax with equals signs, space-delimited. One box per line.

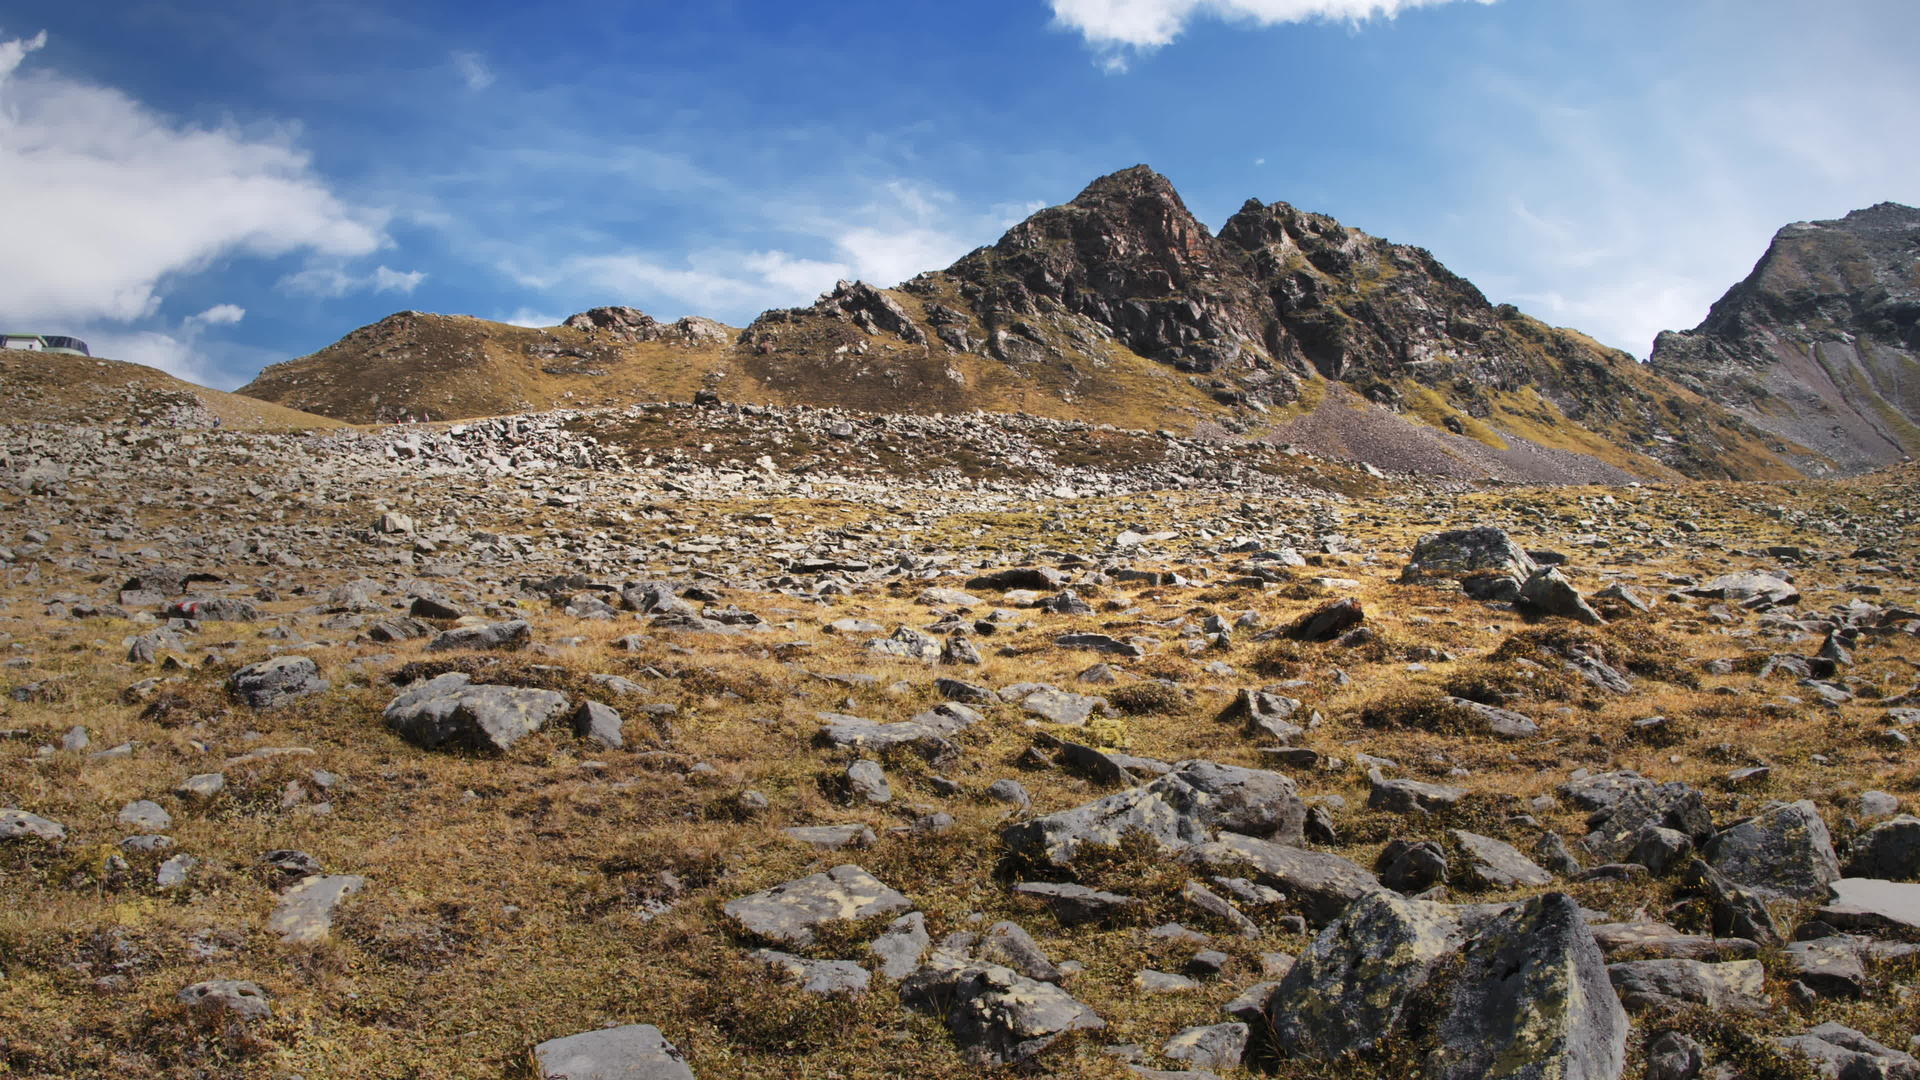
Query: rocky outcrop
xmin=1651 ymin=202 xmax=1920 ymax=474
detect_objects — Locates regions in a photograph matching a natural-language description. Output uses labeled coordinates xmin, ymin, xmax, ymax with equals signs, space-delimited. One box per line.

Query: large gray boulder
xmin=268 ymin=874 xmax=365 ymax=943
xmin=900 ymin=954 xmax=1104 ymax=1065
xmin=1451 ymin=830 xmax=1553 ymax=889
xmin=382 ymin=672 xmax=570 ymax=753
xmin=229 ymin=656 xmax=329 ymax=709
xmin=1583 ymin=781 xmax=1712 ymax=863
xmin=1423 ymin=893 xmax=1627 ymax=1080
xmin=722 ymin=864 xmax=911 ymax=947
xmin=1704 ymin=800 xmax=1841 ymax=900
xmin=1004 ymin=760 xmax=1305 ymax=868
xmin=1400 ymin=527 xmax=1537 ymax=586
xmin=1517 ymin=568 xmax=1605 ymax=625
xmin=1846 ymin=815 xmax=1920 ymax=880
xmin=177 ymin=979 xmax=271 ymax=1020
xmin=532 ymin=1023 xmax=696 ymax=1080
xmin=815 ymin=715 xmax=959 ymax=766
xmin=1266 ymin=890 xmax=1469 ymax=1061
xmin=1819 ymin=877 xmax=1920 ymax=933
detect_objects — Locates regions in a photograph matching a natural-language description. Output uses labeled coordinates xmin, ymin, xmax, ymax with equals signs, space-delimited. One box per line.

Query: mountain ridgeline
xmin=239 ymin=166 xmax=1917 ymax=482
xmin=1650 ymin=202 xmax=1920 ymax=474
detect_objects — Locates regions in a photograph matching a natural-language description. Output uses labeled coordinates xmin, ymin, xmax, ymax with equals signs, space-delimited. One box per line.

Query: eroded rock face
xmin=1651 ymin=201 xmax=1920 ymax=474
xmin=1003 ymin=760 xmax=1306 ymax=867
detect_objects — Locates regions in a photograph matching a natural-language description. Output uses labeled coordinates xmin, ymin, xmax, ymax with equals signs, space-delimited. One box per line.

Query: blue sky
xmin=3 ymin=0 xmax=1917 ymax=389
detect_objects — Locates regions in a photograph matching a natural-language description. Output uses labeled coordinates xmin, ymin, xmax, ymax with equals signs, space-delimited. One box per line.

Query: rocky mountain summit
xmin=3 ymin=399 xmax=1918 ymax=1078
xmin=1652 ymin=202 xmax=1920 ymax=474
xmin=240 ymin=167 xmax=1816 ymax=484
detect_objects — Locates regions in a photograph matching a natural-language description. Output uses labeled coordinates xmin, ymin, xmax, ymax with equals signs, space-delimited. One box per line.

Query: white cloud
xmin=187 ymin=303 xmax=246 ymax=326
xmin=512 ymin=177 xmax=1004 ymax=322
xmin=0 ymin=32 xmax=387 ymax=327
xmin=452 ymin=51 xmax=494 ymax=92
xmin=279 ymin=262 xmax=426 ymax=298
xmin=497 ymin=308 xmax=564 ymax=328
xmin=1050 ymin=0 xmax=1495 ymax=58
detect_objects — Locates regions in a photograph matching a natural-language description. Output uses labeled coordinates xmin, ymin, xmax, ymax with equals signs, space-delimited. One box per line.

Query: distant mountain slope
xmin=238 ymin=165 xmax=1811 ymax=482
xmin=0 ymin=349 xmax=343 ymax=430
xmin=1650 ymin=202 xmax=1920 ymax=474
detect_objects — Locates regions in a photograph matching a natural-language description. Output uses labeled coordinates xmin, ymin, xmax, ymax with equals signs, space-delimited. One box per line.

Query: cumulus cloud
xmin=497 ymin=308 xmax=564 ymax=328
xmin=517 ymin=178 xmax=997 ymax=322
xmin=187 ymin=303 xmax=247 ymax=327
xmin=452 ymin=51 xmax=494 ymax=91
xmin=279 ymin=263 xmax=426 ymax=298
xmin=1050 ymin=0 xmax=1494 ymax=64
xmin=0 ymin=32 xmax=388 ymax=330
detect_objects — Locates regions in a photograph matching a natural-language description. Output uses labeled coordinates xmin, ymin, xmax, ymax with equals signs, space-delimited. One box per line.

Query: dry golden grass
xmin=0 ymin=462 xmax=1915 ymax=1078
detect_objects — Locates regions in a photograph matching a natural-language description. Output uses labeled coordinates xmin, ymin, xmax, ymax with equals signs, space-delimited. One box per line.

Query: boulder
xmin=532 ymin=1024 xmax=696 ymax=1080
xmin=268 ymin=874 xmax=365 ymax=943
xmin=900 ymin=955 xmax=1104 ymax=1065
xmin=1703 ymin=800 xmax=1841 ymax=900
xmin=1266 ymin=890 xmax=1469 ymax=1061
xmin=1401 ymin=527 xmax=1537 ymax=586
xmin=1182 ymin=832 xmax=1381 ymax=926
xmin=1819 ymin=877 xmax=1920 ymax=933
xmin=752 ymin=949 xmax=871 ymax=997
xmin=383 ymin=672 xmax=570 ymax=753
xmin=1451 ymin=830 xmax=1554 ymax=889
xmin=1776 ymin=1023 xmax=1919 ymax=1080
xmin=1607 ymin=958 xmax=1768 ymax=1013
xmin=1163 ymin=1023 xmax=1248 ymax=1069
xmin=1004 ymin=760 xmax=1306 ymax=868
xmin=229 ymin=656 xmax=329 ymax=709
xmin=1517 ymin=567 xmax=1605 ymax=625
xmin=815 ymin=715 xmax=960 ymax=766
xmin=571 ymin=701 xmax=624 ymax=748
xmin=0 ymin=808 xmax=66 ymax=842
xmin=722 ymin=864 xmax=912 ymax=947
xmin=1422 ymin=893 xmax=1627 ymax=1080
xmin=1845 ymin=815 xmax=1920 ymax=880
xmin=425 ymin=618 xmax=531 ymax=652
xmin=869 ymin=911 xmax=930 ymax=979
xmin=1687 ymin=572 xmax=1800 ymax=606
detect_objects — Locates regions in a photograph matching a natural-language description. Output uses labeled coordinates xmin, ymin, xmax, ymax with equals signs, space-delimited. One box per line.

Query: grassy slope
xmin=0 ymin=351 xmax=346 ymax=430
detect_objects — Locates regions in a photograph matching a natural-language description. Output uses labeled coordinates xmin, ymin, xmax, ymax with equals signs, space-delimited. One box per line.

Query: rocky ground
xmin=1 ymin=406 xmax=1917 ymax=1080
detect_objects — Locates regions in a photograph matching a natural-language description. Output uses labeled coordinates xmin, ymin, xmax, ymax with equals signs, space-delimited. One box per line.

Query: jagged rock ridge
xmin=1650 ymin=202 xmax=1920 ymax=474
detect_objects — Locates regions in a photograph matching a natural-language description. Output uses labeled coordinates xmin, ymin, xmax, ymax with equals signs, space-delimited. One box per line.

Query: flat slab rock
xmin=900 ymin=954 xmax=1104 ymax=1066
xmin=1820 ymin=877 xmax=1920 ymax=932
xmin=533 ymin=1023 xmax=696 ymax=1080
xmin=268 ymin=874 xmax=365 ymax=943
xmin=1004 ymin=760 xmax=1305 ymax=868
xmin=722 ymin=864 xmax=912 ymax=947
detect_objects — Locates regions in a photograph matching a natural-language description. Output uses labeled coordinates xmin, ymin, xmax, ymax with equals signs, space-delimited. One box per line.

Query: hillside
xmin=1650 ymin=202 xmax=1920 ymax=474
xmin=0 ymin=349 xmax=345 ymax=430
xmin=238 ymin=167 xmax=1813 ymax=482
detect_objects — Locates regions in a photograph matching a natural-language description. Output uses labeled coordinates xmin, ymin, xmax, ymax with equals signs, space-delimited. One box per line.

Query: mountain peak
xmin=1069 ymin=164 xmax=1181 ymax=204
